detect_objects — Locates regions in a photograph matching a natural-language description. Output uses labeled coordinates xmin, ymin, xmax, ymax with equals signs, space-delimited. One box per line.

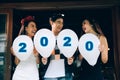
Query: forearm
xmin=101 ymin=49 xmax=108 ymax=63
xmin=35 ymin=55 xmax=40 ymax=64
xmin=79 ymin=54 xmax=83 ymax=61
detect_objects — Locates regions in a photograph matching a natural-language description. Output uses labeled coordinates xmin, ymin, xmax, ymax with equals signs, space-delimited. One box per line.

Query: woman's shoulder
xmin=99 ymin=34 xmax=108 ymax=45
xmin=99 ymin=34 xmax=107 ymax=40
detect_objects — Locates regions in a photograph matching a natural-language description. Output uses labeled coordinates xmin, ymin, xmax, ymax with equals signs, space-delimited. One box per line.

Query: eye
xmin=84 ymin=22 xmax=86 ymax=24
xmin=31 ymin=24 xmax=35 ymax=27
xmin=82 ymin=22 xmax=85 ymax=26
xmin=56 ymin=21 xmax=61 ymax=24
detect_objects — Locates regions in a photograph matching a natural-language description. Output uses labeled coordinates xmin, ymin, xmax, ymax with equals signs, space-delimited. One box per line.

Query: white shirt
xmin=44 ymin=36 xmax=65 ymax=78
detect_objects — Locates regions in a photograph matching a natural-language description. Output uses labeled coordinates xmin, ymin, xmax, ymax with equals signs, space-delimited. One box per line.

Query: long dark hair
xmin=81 ymin=18 xmax=104 ymax=36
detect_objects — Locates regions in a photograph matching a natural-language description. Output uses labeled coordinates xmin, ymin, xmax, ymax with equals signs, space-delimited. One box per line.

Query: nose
xmin=34 ymin=26 xmax=37 ymax=31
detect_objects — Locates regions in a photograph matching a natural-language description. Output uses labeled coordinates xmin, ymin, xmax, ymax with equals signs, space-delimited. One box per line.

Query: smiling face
xmin=51 ymin=18 xmax=63 ymax=35
xmin=82 ymin=19 xmax=93 ymax=33
xmin=25 ymin=21 xmax=37 ymax=38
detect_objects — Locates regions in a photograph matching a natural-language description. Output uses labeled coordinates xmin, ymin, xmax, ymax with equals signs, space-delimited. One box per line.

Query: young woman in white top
xmin=11 ymin=16 xmax=39 ymax=80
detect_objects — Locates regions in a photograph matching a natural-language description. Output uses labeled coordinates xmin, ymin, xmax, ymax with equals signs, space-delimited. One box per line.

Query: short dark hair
xmin=50 ymin=13 xmax=64 ymax=22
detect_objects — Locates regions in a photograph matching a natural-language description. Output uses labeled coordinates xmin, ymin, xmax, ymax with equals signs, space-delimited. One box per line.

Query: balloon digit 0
xmin=34 ymin=29 xmax=56 ymax=58
xmin=40 ymin=37 xmax=48 ymax=47
xmin=78 ymin=33 xmax=100 ymax=66
xmin=85 ymin=41 xmax=93 ymax=51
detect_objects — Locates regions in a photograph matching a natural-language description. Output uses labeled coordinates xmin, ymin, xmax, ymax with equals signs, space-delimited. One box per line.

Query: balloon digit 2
xmin=19 ymin=42 xmax=27 ymax=52
xmin=63 ymin=37 xmax=71 ymax=47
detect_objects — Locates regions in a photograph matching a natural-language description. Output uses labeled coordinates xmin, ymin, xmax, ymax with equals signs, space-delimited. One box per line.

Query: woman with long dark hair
xmin=79 ymin=18 xmax=108 ymax=80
